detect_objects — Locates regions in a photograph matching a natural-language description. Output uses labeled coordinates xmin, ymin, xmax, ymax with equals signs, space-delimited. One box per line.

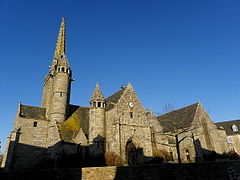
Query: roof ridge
xmin=157 ymin=102 xmax=200 ymax=118
xmin=21 ymin=104 xmax=46 ymax=110
xmin=215 ymin=119 xmax=240 ymax=124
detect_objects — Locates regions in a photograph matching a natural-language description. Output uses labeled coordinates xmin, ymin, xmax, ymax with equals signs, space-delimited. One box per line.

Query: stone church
xmin=1 ymin=18 xmax=232 ymax=170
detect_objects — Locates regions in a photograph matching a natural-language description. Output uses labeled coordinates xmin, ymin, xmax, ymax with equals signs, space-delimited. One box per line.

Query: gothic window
xmin=98 ymin=102 xmax=101 ymax=107
xmin=130 ymin=112 xmax=133 ymax=118
xmin=33 ymin=121 xmax=38 ymax=127
xmin=232 ymin=125 xmax=238 ymax=132
xmin=62 ymin=67 xmax=65 ymax=72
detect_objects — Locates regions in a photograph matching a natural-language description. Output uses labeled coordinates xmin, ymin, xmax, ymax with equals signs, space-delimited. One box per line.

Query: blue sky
xmin=1 ymin=0 xmax=240 ymax=152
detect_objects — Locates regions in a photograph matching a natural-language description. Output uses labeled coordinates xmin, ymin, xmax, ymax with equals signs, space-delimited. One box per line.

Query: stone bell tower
xmin=42 ymin=17 xmax=72 ymax=123
xmin=89 ymin=82 xmax=106 ymax=156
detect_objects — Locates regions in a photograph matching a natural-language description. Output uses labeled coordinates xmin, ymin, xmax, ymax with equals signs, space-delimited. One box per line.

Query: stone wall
xmin=41 ymin=74 xmax=53 ymax=118
xmin=3 ymin=115 xmax=49 ymax=170
xmin=14 ymin=116 xmax=49 ymax=148
xmin=1 ymin=161 xmax=240 ymax=180
xmin=228 ymin=134 xmax=240 ymax=154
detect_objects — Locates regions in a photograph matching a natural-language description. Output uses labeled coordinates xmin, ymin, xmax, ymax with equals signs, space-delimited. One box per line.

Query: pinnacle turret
xmin=90 ymin=82 xmax=105 ymax=108
xmin=90 ymin=82 xmax=104 ymax=101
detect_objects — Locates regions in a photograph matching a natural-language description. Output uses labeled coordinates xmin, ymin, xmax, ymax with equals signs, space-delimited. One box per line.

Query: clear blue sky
xmin=1 ymin=0 xmax=240 ymax=153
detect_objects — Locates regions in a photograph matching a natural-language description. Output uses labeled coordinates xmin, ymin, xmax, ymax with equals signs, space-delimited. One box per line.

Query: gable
xmin=106 ymin=84 xmax=149 ymax=127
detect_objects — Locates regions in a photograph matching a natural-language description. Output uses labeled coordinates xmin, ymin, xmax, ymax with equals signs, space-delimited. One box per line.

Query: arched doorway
xmin=125 ymin=137 xmax=143 ymax=165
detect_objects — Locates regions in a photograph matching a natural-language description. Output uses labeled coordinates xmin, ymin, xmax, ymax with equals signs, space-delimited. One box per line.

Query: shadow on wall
xmin=194 ymin=139 xmax=240 ymax=162
xmin=4 ymin=135 xmax=240 ymax=171
xmin=4 ymin=133 xmax=153 ymax=170
xmin=4 ymin=135 xmax=106 ymax=170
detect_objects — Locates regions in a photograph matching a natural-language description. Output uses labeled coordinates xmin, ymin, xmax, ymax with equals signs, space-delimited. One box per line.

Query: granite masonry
xmin=1 ymin=18 xmax=238 ymax=170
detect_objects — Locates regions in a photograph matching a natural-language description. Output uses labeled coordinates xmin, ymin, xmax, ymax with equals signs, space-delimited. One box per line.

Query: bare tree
xmin=161 ymin=103 xmax=174 ymax=113
xmin=153 ymin=105 xmax=200 ymax=163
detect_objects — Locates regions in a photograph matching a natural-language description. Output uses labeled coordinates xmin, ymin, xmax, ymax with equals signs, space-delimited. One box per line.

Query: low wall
xmin=82 ymin=161 xmax=240 ymax=180
xmin=0 ymin=168 xmax=81 ymax=180
xmin=1 ymin=161 xmax=240 ymax=180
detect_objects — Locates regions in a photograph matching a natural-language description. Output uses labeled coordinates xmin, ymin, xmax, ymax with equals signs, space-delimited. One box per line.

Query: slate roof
xmin=157 ymin=103 xmax=199 ymax=132
xmin=19 ymin=104 xmax=47 ymax=120
xmin=105 ymin=88 xmax=125 ymax=111
xmin=68 ymin=104 xmax=81 ymax=118
xmin=215 ymin=120 xmax=240 ymax=136
xmin=59 ymin=106 xmax=89 ymax=142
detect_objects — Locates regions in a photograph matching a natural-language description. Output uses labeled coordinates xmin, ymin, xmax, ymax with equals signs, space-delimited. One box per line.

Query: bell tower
xmin=42 ymin=17 xmax=72 ymax=123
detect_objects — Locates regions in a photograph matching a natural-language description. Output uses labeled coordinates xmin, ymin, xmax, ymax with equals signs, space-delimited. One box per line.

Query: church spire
xmin=54 ymin=17 xmax=66 ymax=58
xmin=51 ymin=17 xmax=69 ymax=69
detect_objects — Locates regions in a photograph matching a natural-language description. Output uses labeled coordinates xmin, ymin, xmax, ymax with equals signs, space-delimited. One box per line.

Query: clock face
xmin=129 ymin=102 xmax=134 ymax=108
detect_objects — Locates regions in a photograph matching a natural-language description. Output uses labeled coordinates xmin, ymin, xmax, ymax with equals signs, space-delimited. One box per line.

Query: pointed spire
xmin=90 ymin=82 xmax=104 ymax=101
xmin=50 ymin=17 xmax=70 ymax=70
xmin=54 ymin=17 xmax=66 ymax=58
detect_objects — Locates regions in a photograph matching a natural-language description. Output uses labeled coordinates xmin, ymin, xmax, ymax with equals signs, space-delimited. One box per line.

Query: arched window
xmin=98 ymin=102 xmax=101 ymax=107
xmin=93 ymin=102 xmax=96 ymax=107
xmin=232 ymin=124 xmax=238 ymax=132
xmin=62 ymin=67 xmax=65 ymax=72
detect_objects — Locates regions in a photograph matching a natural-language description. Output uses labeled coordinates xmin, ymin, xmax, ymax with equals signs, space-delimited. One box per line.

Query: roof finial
xmin=126 ymin=82 xmax=133 ymax=90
